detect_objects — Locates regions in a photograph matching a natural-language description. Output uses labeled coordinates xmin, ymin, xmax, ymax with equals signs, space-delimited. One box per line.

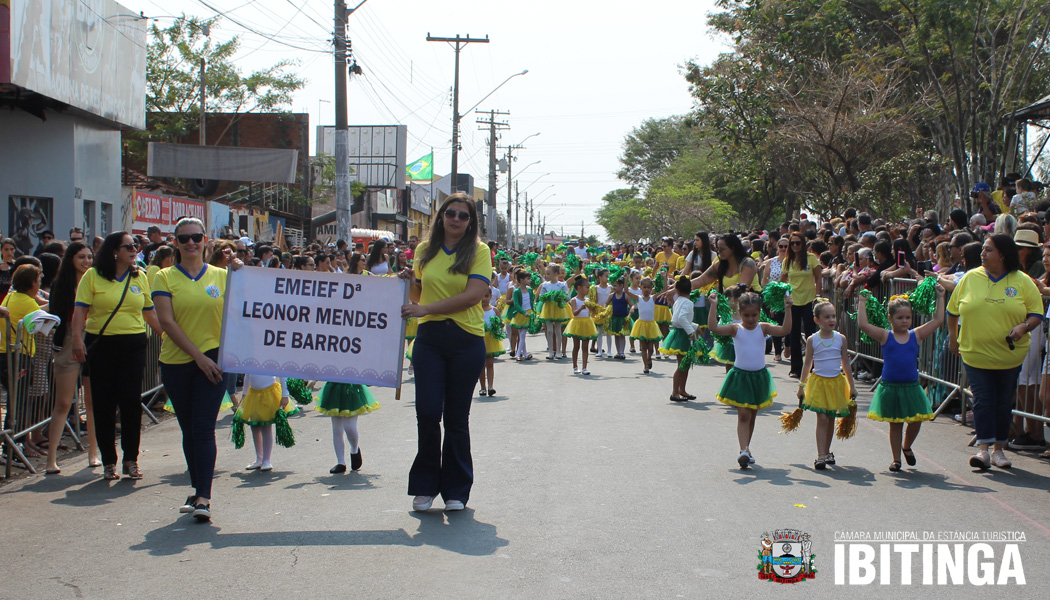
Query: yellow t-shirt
xmin=947 ymin=267 xmax=1043 ymax=369
xmin=74 ymin=267 xmax=154 ymax=335
xmin=146 ymin=264 xmax=161 ymax=288
xmin=783 ymin=253 xmax=821 ymax=305
xmin=414 ymin=240 xmax=493 ymax=337
xmin=991 ymin=190 xmax=1010 ymax=214
xmin=655 ymin=251 xmax=679 ymax=272
xmin=1 ymin=291 xmax=42 ymax=355
xmin=152 ymin=264 xmax=227 ymax=364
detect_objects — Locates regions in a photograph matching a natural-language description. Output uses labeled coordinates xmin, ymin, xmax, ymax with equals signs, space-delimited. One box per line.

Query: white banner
xmin=218 ymin=267 xmax=408 ymax=388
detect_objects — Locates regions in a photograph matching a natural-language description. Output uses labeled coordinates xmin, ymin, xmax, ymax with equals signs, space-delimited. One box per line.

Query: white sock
xmin=260 ymin=426 xmax=274 ymax=462
xmin=343 ymin=416 xmax=360 ymax=454
xmin=331 ymin=417 xmax=346 ymax=464
xmin=518 ymin=332 xmax=527 ymax=356
xmin=596 ymin=328 xmax=604 ymax=353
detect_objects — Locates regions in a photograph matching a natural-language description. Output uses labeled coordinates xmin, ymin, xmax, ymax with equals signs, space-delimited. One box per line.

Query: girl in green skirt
xmin=709 ymin=289 xmax=794 ymax=469
xmin=317 ymin=381 xmax=380 ymax=474
xmin=660 ymin=276 xmax=699 ymax=401
xmin=859 ymin=286 xmax=945 ymax=472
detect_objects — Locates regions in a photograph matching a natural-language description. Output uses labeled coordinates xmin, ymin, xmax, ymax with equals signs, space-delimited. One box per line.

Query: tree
xmin=617 ymin=116 xmax=704 ymax=190
xmin=127 ymin=15 xmax=306 ymax=165
xmin=595 ymin=188 xmax=650 ymax=243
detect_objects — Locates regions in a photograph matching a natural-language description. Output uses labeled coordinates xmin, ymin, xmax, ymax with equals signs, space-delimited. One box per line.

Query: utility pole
xmin=427 ymin=33 xmax=489 ymax=193
xmin=499 ymin=142 xmax=530 ymax=247
xmin=477 ymin=109 xmax=509 ymax=241
xmin=514 ymin=181 xmax=520 ymax=250
xmin=199 ymin=58 xmax=206 ymax=145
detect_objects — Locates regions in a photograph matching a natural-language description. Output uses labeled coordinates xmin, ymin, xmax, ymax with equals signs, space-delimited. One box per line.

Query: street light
xmin=451 ymin=69 xmax=529 ymax=191
xmin=519 ymin=175 xmax=551 ymax=195
xmin=533 ymin=191 xmax=557 ymax=206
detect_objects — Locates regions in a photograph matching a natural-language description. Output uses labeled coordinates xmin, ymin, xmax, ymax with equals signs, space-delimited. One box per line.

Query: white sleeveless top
xmin=635 ymin=296 xmax=655 ymax=321
xmin=571 ymin=297 xmax=590 ymax=318
xmin=370 ymin=261 xmax=390 ymax=275
xmin=496 ymin=272 xmax=512 ymax=294
xmin=811 ymin=331 xmax=844 ymax=377
xmin=595 ymin=284 xmax=612 ymax=305
xmin=733 ymin=324 xmax=767 ymax=371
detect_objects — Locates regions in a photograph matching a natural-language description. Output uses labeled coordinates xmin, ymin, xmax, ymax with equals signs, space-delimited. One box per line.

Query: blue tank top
xmin=611 ymin=292 xmax=630 ymax=317
xmin=881 ymin=330 xmax=919 ymax=383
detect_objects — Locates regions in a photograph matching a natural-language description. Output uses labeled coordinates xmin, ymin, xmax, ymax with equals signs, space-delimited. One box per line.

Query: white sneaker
xmin=413 ymin=495 xmax=434 ymax=511
xmin=581 ymin=369 xmax=590 ymax=375
xmin=737 ymin=451 xmax=751 ymax=469
xmin=991 ymin=449 xmax=1012 ymax=469
xmin=444 ymin=499 xmax=465 ymax=511
xmin=246 ymin=460 xmax=263 ymax=470
xmin=969 ymin=451 xmax=991 ymax=470
xmin=745 ymin=449 xmax=756 ymax=464
xmin=573 ymin=368 xmax=580 ymax=375
xmin=260 ymin=461 xmax=273 ymax=472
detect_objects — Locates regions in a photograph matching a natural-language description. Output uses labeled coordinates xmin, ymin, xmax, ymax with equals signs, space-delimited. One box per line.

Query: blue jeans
xmin=963 ymin=363 xmax=1021 ymax=446
xmin=408 ymin=320 xmax=485 ymax=503
xmin=161 ymin=349 xmax=227 ymax=499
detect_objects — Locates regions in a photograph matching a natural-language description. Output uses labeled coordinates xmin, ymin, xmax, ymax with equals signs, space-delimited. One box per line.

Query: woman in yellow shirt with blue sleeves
xmin=400 ymin=193 xmax=492 ymax=513
xmin=152 ymin=217 xmax=232 ymax=521
xmin=71 ymin=232 xmax=161 ymax=482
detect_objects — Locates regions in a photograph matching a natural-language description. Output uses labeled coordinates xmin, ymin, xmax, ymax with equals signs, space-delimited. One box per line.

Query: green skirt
xmin=712 ymin=339 xmax=735 ymax=364
xmin=659 ymin=328 xmax=692 ymax=355
xmin=717 ymin=367 xmax=776 ymax=410
xmin=316 ymin=382 xmax=381 ymax=417
xmin=867 ymin=380 xmax=933 ymax=423
xmin=607 ymin=315 xmax=633 ymax=336
xmin=693 ymin=305 xmax=709 ymax=325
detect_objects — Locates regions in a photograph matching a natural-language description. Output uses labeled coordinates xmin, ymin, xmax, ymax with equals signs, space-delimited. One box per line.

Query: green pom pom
xmin=679 ymin=336 xmax=712 ymax=370
xmin=607 ymin=265 xmax=625 ymax=285
xmin=760 ymin=309 xmax=775 ymax=324
xmin=527 ymin=312 xmax=544 ymax=334
xmin=555 ymin=244 xmax=568 ymax=253
xmin=653 ymin=272 xmax=666 ymax=294
xmin=761 ymin=281 xmax=793 ymax=314
xmin=486 ymin=315 xmax=507 ymax=340
xmin=689 ymin=289 xmax=701 ymax=302
xmin=564 ymin=252 xmax=581 ymax=273
xmin=520 ymin=252 xmax=539 ymax=267
xmin=287 ymin=378 xmax=313 ymax=405
xmin=530 ymin=272 xmax=542 ymax=289
xmin=586 ymin=247 xmax=601 ymax=256
xmin=274 ymin=409 xmax=295 ymax=448
xmin=711 ymin=291 xmax=734 ymax=344
xmin=908 ymin=276 xmax=938 ymax=316
xmin=855 ymin=289 xmax=890 ymax=344
xmin=584 ymin=262 xmax=600 ymax=282
xmin=494 ymin=250 xmax=510 ymax=263
xmin=231 ymin=417 xmax=246 ymax=449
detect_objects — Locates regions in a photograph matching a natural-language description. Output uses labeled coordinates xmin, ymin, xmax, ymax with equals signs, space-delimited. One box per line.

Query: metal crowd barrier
xmin=2 ymin=319 xmax=166 ymax=478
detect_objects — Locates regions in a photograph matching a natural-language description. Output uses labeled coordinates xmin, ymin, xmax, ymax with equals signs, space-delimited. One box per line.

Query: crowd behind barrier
xmin=1 ymin=319 xmax=164 ymax=478
xmin=3 ymin=274 xmax=1050 ymax=479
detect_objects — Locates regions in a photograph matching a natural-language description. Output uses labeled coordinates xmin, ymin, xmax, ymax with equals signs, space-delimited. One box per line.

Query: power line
xmin=194 ymin=0 xmax=330 ymax=53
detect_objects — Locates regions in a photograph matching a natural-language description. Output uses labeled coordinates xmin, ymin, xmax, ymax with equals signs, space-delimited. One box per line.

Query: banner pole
xmin=395 ymin=276 xmax=410 ymax=400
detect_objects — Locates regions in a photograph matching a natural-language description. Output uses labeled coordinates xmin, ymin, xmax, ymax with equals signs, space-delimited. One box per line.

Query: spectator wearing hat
xmin=971 ymin=182 xmax=1000 ymax=221
xmin=1014 ymin=226 xmax=1044 ymax=279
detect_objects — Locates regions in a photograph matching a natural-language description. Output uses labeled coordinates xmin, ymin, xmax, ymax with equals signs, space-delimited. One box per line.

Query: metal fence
xmin=2 ymin=320 xmax=165 ymax=478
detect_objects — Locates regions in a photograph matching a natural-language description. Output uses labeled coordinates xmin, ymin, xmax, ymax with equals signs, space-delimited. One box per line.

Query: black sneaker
xmin=179 ymin=496 xmax=197 ymax=513
xmin=350 ymin=449 xmax=363 ymax=471
xmin=1007 ymin=434 xmax=1045 ymax=451
xmin=192 ymin=503 xmax=211 ymax=522
xmin=329 ymin=464 xmax=347 ymax=474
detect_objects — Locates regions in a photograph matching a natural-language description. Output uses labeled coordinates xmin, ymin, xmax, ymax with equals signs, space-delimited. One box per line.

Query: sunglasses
xmin=778 ymin=244 xmax=788 ymax=248
xmin=444 ymin=208 xmax=471 ymax=221
xmin=70 ymin=237 xmax=83 ymax=242
xmin=118 ymin=243 xmax=138 ymax=252
xmin=177 ymin=233 xmax=204 ymax=244
xmin=791 ymin=241 xmax=803 ymax=246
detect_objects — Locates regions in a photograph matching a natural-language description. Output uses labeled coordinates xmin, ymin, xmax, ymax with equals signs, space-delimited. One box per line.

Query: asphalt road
xmin=1 ymin=335 xmax=1047 ymax=599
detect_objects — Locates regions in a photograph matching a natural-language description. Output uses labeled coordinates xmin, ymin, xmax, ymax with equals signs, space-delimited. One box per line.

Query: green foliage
xmin=617 ymin=116 xmax=705 ymax=189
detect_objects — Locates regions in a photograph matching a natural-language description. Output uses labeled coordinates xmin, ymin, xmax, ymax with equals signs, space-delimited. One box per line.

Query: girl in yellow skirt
xmin=653 ymin=270 xmax=674 ymax=353
xmin=629 ymin=278 xmax=663 ymax=374
xmin=605 ymin=276 xmax=634 ymax=359
xmin=479 ymin=287 xmax=505 ymax=396
xmin=506 ymin=270 xmax=535 ymax=361
xmin=564 ymin=276 xmax=598 ymax=375
xmin=556 ymin=266 xmax=573 ymax=358
xmin=232 ymin=374 xmax=295 ymax=471
xmin=797 ymin=301 xmax=857 ymax=470
xmin=537 ymin=265 xmax=570 ymax=360
xmin=627 ymin=271 xmax=644 ymax=353
xmin=860 ymin=287 xmax=945 ymax=472
xmin=659 ymin=276 xmax=698 ymax=401
xmin=709 ymin=289 xmax=793 ymax=469
xmin=404 ymin=312 xmax=418 ymax=376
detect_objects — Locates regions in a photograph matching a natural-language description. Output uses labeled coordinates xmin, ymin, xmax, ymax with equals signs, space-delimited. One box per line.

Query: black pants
xmin=162 ymin=349 xmax=226 ymax=499
xmin=789 ymin=302 xmax=817 ymax=376
xmin=765 ymin=311 xmax=785 ymax=356
xmin=86 ymin=333 xmax=147 ymax=466
xmin=408 ymin=320 xmax=485 ymax=503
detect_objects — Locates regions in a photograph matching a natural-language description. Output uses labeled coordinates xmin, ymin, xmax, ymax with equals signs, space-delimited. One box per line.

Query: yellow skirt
xmin=484 ymin=332 xmax=505 ymax=357
xmin=630 ymin=319 xmax=663 ymax=341
xmin=538 ymin=301 xmax=567 ymax=323
xmin=564 ymin=316 xmax=598 ymax=340
xmin=235 ymin=381 xmax=283 ymax=426
xmin=554 ymin=303 xmax=574 ymax=322
xmin=803 ymin=372 xmax=852 ymax=417
xmin=654 ymin=304 xmax=672 ymax=324
xmin=405 ymin=318 xmax=418 ymax=340
xmin=509 ymin=310 xmax=533 ymax=329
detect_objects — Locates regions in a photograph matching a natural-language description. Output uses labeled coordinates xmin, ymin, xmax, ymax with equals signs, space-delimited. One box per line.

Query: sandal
xmin=902 ymin=448 xmax=916 ymax=466
xmin=1040 ymin=449 xmax=1050 ymax=459
xmin=123 ymin=461 xmax=143 ymax=480
xmin=488 ymin=389 xmax=496 ymax=396
xmin=103 ymin=465 xmax=120 ymax=480
xmin=683 ymin=393 xmax=696 ymax=400
xmin=888 ymin=461 xmax=902 ymax=472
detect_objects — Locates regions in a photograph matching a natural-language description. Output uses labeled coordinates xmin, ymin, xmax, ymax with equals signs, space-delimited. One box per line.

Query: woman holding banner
xmin=400 ymin=193 xmax=492 ymax=512
xmin=152 ymin=217 xmax=232 ymax=522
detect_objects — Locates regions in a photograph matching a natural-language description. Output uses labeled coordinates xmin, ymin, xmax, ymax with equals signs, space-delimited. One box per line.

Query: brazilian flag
xmin=406 ymin=152 xmax=434 ymax=180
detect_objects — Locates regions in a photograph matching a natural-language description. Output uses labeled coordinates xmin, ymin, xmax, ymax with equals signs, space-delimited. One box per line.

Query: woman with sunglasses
xmin=152 ymin=218 xmax=237 ymax=521
xmin=781 ymin=232 xmax=823 ymax=378
xmin=71 ymin=232 xmax=162 ymax=481
xmin=948 ymin=234 xmax=1043 ymax=471
xmin=762 ymin=237 xmax=790 ymax=362
xmin=400 ymin=193 xmax=492 ymax=512
xmin=667 ymin=234 xmax=760 ymax=304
